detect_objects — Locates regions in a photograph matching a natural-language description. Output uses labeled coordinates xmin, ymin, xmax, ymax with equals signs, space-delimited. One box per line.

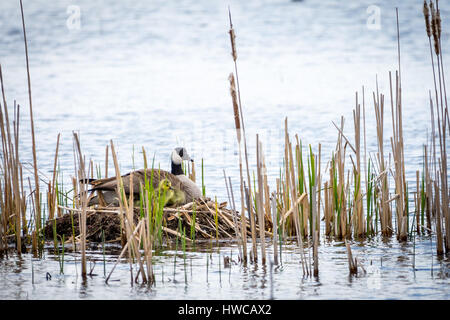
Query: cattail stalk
xmin=20 ymin=0 xmax=41 ymax=234
xmin=228 ymin=9 xmax=255 ymax=262
xmin=73 ymin=132 xmax=87 ymax=278
xmin=229 ymin=73 xmax=247 ymax=263
xmin=256 ymin=135 xmax=266 ymax=264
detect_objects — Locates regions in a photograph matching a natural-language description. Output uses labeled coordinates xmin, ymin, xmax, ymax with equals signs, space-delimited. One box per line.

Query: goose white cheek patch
xmin=171 ymin=150 xmax=183 ymax=165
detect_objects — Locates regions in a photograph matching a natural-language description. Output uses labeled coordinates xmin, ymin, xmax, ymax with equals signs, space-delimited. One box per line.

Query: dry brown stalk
xmin=20 ymin=0 xmax=41 ymax=234
xmin=105 ymin=219 xmax=144 ymax=283
xmin=324 ymin=181 xmax=331 ymax=235
xmin=256 ymin=135 xmax=266 ymax=264
xmin=105 ymin=145 xmax=109 ymax=178
xmin=162 ymin=226 xmax=192 ymax=243
xmin=424 ymin=1 xmax=431 ymax=38
xmin=271 ymin=194 xmax=279 ymax=265
xmin=228 ymin=73 xmax=247 ymax=263
xmin=285 ymin=119 xmax=309 ymax=275
xmin=317 ymin=143 xmax=322 ymax=237
xmin=353 ymin=96 xmax=365 ymax=236
xmin=389 ymin=71 xmax=407 ymax=241
xmin=228 ymin=9 xmax=255 ymax=262
xmin=373 ymin=90 xmax=392 ymax=236
xmin=73 ymin=132 xmax=87 ymax=278
xmin=48 ymin=134 xmax=60 ymax=220
xmin=280 ymin=193 xmax=307 ymax=224
xmin=223 ymin=171 xmax=243 ymax=258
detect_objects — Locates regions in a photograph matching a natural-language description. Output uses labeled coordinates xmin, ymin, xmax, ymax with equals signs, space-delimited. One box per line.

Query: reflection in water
xmin=0 ymin=238 xmax=449 ymax=299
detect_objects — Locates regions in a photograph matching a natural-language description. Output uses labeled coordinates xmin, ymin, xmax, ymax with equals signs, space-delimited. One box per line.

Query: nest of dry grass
xmin=44 ymin=198 xmax=272 ymax=244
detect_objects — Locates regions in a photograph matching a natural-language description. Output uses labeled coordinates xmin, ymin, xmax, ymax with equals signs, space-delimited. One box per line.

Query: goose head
xmin=171 ymin=147 xmax=193 ymax=175
xmin=158 ymin=178 xmax=173 ymax=192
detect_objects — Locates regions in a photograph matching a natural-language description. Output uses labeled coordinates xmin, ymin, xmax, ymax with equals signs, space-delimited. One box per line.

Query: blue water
xmin=0 ymin=238 xmax=448 ymax=300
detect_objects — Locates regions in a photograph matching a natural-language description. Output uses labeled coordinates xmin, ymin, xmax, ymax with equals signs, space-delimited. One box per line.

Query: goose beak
xmin=182 ymin=154 xmax=192 ymax=162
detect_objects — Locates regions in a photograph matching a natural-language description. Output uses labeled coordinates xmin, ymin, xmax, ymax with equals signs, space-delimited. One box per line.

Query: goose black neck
xmin=171 ymin=162 xmax=184 ymax=175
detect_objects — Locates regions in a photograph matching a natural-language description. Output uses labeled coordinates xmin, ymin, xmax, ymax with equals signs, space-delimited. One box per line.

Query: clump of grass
xmin=422 ymin=0 xmax=449 ymax=255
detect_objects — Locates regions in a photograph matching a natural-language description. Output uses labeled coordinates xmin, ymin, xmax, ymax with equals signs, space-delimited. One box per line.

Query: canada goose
xmin=85 ymin=147 xmax=202 ymax=207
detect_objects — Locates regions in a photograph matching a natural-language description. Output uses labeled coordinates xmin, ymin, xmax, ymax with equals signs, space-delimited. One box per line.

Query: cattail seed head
xmin=430 ymin=2 xmax=440 ymax=55
xmin=229 ymin=28 xmax=237 ymax=61
xmin=228 ymin=8 xmax=237 ymax=62
xmin=423 ymin=0 xmax=431 ymax=37
xmin=436 ymin=9 xmax=441 ymax=39
xmin=228 ymin=73 xmax=241 ymax=141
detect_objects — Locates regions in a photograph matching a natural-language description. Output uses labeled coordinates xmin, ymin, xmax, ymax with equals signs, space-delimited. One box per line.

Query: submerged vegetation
xmin=0 ymin=1 xmax=448 ymax=288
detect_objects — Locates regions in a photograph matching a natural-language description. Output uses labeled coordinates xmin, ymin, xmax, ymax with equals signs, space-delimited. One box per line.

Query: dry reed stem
xmin=73 ymin=132 xmax=87 ymax=277
xmin=223 ymin=171 xmax=243 ymax=259
xmin=105 ymin=145 xmax=109 ymax=178
xmin=373 ymin=90 xmax=392 ymax=236
xmin=271 ymin=194 xmax=279 ymax=265
xmin=256 ymin=135 xmax=266 ymax=264
xmin=353 ymin=97 xmax=365 ymax=236
xmin=48 ymin=134 xmax=60 ymax=219
xmin=105 ymin=219 xmax=143 ymax=283
xmin=228 ymin=73 xmax=247 ymax=263
xmin=285 ymin=119 xmax=308 ymax=275
xmin=20 ymin=0 xmax=41 ymax=234
xmin=228 ymin=10 xmax=255 ymax=262
xmin=280 ymin=193 xmax=307 ymax=224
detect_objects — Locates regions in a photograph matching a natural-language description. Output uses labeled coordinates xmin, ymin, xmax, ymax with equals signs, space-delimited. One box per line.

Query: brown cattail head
xmin=229 ymin=28 xmax=237 ymax=61
xmin=430 ymin=1 xmax=436 ymax=33
xmin=430 ymin=2 xmax=440 ymax=55
xmin=228 ymin=73 xmax=241 ymax=141
xmin=436 ymin=8 xmax=441 ymax=39
xmin=423 ymin=0 xmax=431 ymax=37
xmin=228 ymin=8 xmax=237 ymax=61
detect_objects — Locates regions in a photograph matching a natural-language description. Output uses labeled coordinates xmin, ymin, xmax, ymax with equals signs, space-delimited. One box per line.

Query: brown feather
xmin=87 ymin=169 xmax=198 ymax=204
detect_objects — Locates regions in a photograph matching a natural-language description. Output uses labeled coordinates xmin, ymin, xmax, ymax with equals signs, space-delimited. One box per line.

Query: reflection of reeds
xmin=345 ymin=239 xmax=357 ymax=275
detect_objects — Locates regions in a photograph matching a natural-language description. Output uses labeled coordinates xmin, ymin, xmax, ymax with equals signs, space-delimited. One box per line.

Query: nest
xmin=44 ymin=198 xmax=272 ymax=244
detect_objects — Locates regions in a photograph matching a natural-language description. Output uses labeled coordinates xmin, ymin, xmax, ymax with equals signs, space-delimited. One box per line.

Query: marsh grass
xmin=223 ymin=3 xmax=449 ymax=276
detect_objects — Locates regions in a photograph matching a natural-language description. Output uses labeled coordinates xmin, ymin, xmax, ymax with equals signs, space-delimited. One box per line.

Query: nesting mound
xmin=44 ymin=198 xmax=271 ymax=243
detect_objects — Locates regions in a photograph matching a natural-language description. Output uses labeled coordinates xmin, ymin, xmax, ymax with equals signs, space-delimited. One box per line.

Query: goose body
xmin=86 ymin=147 xmax=202 ymax=207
